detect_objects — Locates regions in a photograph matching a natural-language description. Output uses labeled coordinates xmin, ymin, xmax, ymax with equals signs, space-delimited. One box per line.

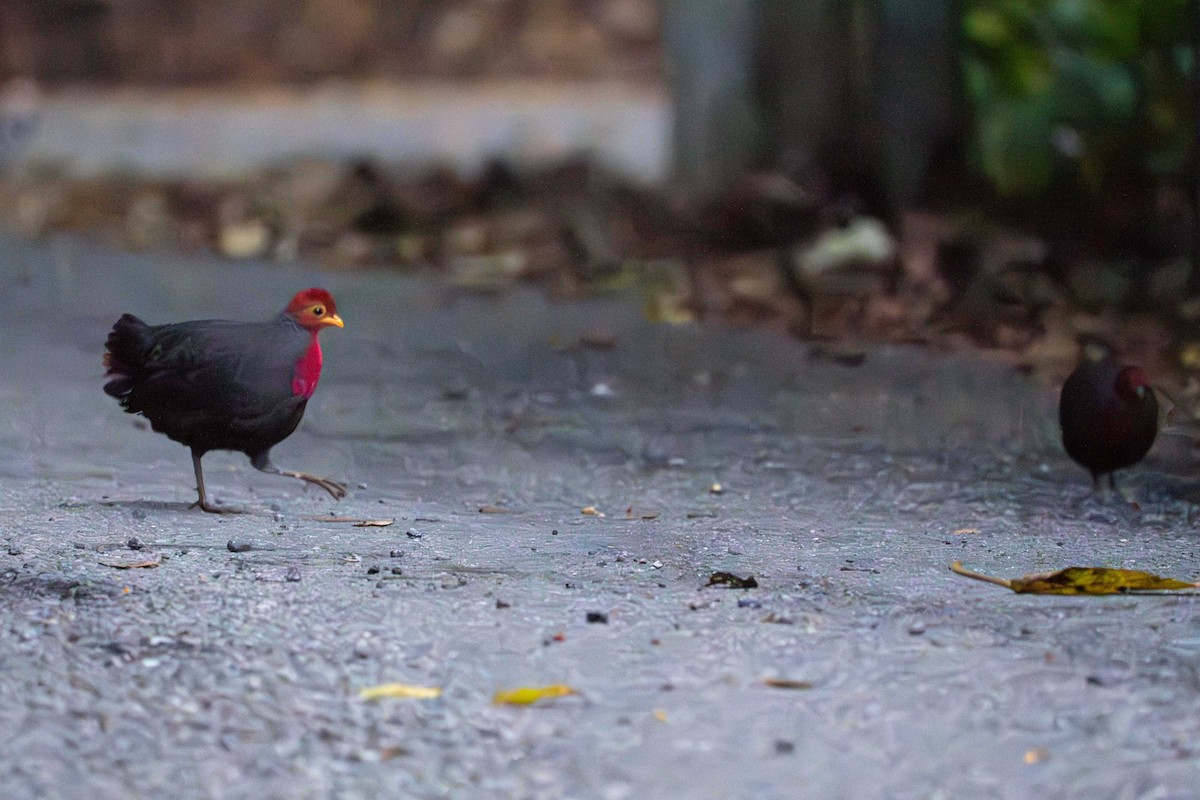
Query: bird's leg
xmin=251 ymin=452 xmax=347 ymax=500
xmin=188 ymin=451 xmax=231 ymax=513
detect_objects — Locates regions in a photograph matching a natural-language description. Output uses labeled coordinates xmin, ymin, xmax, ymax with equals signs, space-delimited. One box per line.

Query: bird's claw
xmin=297 ymin=473 xmax=347 ymax=500
xmin=189 ymin=498 xmax=237 ymax=514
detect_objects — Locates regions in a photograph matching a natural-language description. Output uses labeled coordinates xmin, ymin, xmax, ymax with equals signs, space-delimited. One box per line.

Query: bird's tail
xmin=103 ymin=313 xmax=151 ymax=400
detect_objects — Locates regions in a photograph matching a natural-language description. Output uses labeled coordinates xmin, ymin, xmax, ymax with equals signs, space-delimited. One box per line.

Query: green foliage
xmin=961 ymin=0 xmax=1190 ymax=197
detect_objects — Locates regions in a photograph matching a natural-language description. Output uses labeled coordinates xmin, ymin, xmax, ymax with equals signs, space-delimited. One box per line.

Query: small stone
xmin=495 ymin=599 xmax=511 ymax=609
xmin=7 ymin=545 xmax=24 ymax=556
xmin=406 ymin=529 xmax=424 ymax=539
xmin=651 ymin=560 xmax=663 ymax=569
xmin=131 ymin=509 xmax=147 ymax=521
xmin=389 ymin=549 xmax=404 ymax=558
xmin=774 ymin=740 xmax=796 ymax=755
xmin=391 ymin=567 xmax=403 ymax=575
xmin=126 ymin=537 xmax=144 ymax=551
xmin=586 ymin=611 xmax=609 ymax=624
xmin=907 ymin=619 xmax=927 ymax=636
xmin=366 ymin=566 xmax=380 ymax=575
xmin=285 ymin=565 xmax=302 ymax=582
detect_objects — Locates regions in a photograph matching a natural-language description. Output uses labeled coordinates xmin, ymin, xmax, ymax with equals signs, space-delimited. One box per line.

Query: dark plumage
xmin=103 ymin=288 xmax=346 ymax=512
xmin=1058 ymin=358 xmax=1158 ymax=488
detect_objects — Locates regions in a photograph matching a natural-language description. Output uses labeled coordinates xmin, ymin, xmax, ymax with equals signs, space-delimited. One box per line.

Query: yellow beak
xmin=323 ymin=313 xmax=345 ymax=328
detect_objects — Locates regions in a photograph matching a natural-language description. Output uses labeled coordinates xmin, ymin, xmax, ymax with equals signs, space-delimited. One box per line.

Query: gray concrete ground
xmin=2 ymin=230 xmax=1199 ymax=799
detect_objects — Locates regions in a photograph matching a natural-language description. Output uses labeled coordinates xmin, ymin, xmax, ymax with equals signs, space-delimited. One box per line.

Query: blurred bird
xmin=103 ymin=289 xmax=346 ymax=511
xmin=1058 ymin=355 xmax=1158 ymax=489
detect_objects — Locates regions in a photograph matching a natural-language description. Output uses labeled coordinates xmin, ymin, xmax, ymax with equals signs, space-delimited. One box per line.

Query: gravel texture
xmin=2 ymin=231 xmax=1199 ymax=799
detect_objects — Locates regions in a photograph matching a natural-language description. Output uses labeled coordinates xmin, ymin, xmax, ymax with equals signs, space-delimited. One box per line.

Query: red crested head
xmin=1114 ymin=366 xmax=1151 ymax=403
xmin=283 ymin=288 xmax=343 ymax=332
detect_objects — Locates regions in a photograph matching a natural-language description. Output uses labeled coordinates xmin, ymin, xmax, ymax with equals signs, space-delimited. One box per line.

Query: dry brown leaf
xmin=99 ymin=560 xmax=159 ymax=570
xmin=353 ymin=519 xmax=395 ymax=528
xmin=763 ymin=678 xmax=814 ymax=690
xmin=705 ymin=571 xmax=758 ymax=589
xmin=625 ymin=506 xmax=660 ymax=520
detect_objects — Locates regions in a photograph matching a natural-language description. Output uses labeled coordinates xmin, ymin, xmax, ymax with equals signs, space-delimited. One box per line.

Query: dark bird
xmin=1058 ymin=357 xmax=1158 ymax=489
xmin=103 ymin=289 xmax=346 ymax=512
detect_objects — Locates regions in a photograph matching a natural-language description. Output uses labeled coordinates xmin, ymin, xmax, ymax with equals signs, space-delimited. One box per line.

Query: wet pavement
xmin=2 ymin=230 xmax=1199 ymax=799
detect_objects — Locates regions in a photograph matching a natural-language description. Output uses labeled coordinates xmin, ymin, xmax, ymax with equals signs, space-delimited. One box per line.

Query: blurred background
xmin=2 ymin=0 xmax=1199 ymax=402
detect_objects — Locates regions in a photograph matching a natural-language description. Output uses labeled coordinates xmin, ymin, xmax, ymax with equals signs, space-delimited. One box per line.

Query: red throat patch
xmin=292 ymin=334 xmax=323 ymax=398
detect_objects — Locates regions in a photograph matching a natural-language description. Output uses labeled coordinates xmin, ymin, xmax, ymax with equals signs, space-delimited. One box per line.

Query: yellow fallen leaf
xmin=581 ymin=506 xmax=605 ymax=517
xmin=352 ymin=519 xmax=395 ymax=528
xmin=492 ymin=684 xmax=577 ymax=705
xmin=653 ymin=708 xmax=668 ymax=722
xmin=1024 ymin=747 xmax=1049 ymax=764
xmin=763 ymin=678 xmax=814 ymax=690
xmin=950 ymin=562 xmax=1199 ymax=595
xmin=952 ymin=528 xmax=979 ymax=535
xmin=358 ymin=683 xmax=443 ymax=701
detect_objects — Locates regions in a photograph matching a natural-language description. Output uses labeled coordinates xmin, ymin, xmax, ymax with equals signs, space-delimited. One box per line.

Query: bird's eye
xmin=313 ymin=306 xmax=324 ymax=316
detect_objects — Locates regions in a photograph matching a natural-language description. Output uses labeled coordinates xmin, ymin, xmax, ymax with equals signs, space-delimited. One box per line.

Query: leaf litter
xmin=950 ymin=561 xmax=1198 ymax=595
xmin=358 ymin=683 xmax=443 ymax=701
xmin=492 ymin=684 xmax=578 ymax=705
xmin=705 ymin=572 xmax=758 ymax=589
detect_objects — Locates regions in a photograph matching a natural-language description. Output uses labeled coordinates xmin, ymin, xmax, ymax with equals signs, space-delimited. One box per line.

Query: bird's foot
xmin=189 ymin=498 xmax=239 ymax=514
xmin=287 ymin=471 xmax=347 ymax=500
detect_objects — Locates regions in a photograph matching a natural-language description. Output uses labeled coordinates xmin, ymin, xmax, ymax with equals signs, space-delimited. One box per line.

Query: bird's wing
xmin=130 ymin=320 xmax=300 ymax=420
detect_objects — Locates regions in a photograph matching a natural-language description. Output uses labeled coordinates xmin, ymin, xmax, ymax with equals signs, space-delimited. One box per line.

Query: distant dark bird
xmin=1058 ymin=358 xmax=1158 ymax=488
xmin=103 ymin=289 xmax=346 ymax=512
